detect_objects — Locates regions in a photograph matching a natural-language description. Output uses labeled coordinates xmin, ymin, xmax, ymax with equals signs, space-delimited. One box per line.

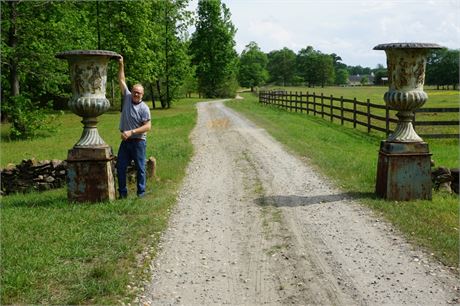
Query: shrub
xmin=3 ymin=95 xmax=58 ymax=140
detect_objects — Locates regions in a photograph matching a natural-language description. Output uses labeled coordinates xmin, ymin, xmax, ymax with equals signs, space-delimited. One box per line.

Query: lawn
xmin=1 ymin=98 xmax=200 ymax=304
xmin=258 ymin=85 xmax=459 ymax=137
xmin=227 ymin=91 xmax=459 ymax=269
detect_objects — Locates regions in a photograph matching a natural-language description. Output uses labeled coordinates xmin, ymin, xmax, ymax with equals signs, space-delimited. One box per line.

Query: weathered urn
xmin=374 ymin=43 xmax=442 ymax=201
xmin=56 ymin=50 xmax=121 ymax=203
xmin=373 ymin=43 xmax=442 ymax=142
xmin=56 ymin=50 xmax=121 ymax=147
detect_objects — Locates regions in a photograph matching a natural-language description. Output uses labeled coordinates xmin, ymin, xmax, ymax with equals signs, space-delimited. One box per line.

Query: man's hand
xmin=121 ymin=130 xmax=134 ymax=141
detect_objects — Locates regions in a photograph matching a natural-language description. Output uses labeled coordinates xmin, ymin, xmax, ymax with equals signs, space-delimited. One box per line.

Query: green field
xmin=260 ymin=85 xmax=459 ymax=107
xmin=258 ymin=85 xmax=459 ymax=139
xmin=227 ymin=91 xmax=459 ymax=269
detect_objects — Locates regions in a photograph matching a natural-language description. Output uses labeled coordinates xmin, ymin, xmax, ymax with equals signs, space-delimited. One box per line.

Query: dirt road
xmin=139 ymin=100 xmax=459 ymax=305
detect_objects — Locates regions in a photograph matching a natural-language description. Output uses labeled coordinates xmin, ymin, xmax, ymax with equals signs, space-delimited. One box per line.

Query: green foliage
xmin=152 ymin=0 xmax=194 ymax=107
xmin=238 ymin=41 xmax=269 ymax=90
xmin=373 ymin=67 xmax=388 ymax=85
xmin=189 ymin=0 xmax=238 ymax=98
xmin=2 ymin=96 xmax=57 ymax=140
xmin=360 ymin=76 xmax=369 ymax=85
xmin=267 ymin=47 xmax=296 ymax=86
xmin=296 ymin=46 xmax=335 ymax=86
xmin=1 ymin=1 xmax=95 ymax=108
xmin=335 ymin=68 xmax=349 ymax=85
xmin=1 ymin=0 xmax=195 ymax=117
xmin=426 ymin=48 xmax=460 ymax=89
xmin=348 ymin=65 xmax=372 ymax=75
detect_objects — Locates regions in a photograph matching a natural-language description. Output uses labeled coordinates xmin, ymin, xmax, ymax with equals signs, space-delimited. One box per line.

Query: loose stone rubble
xmin=1 ymin=156 xmax=157 ymax=196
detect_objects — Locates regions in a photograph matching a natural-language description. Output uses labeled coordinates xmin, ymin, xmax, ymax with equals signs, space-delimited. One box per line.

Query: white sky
xmin=188 ymin=0 xmax=460 ymax=68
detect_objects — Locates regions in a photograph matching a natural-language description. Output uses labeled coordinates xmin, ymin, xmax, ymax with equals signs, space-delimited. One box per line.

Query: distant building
xmin=348 ymin=74 xmax=375 ymax=86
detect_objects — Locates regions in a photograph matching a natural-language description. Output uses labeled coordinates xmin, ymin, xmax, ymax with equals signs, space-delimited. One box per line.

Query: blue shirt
xmin=119 ymin=86 xmax=151 ymax=140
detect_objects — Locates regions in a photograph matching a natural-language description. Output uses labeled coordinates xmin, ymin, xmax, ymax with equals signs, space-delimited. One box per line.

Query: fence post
xmin=385 ymin=105 xmax=390 ymax=137
xmin=295 ymin=91 xmax=298 ymax=112
xmin=353 ymin=97 xmax=357 ymax=128
xmin=330 ymin=94 xmax=334 ymax=122
xmin=290 ymin=91 xmax=293 ymax=112
xmin=321 ymin=93 xmax=324 ymax=119
xmin=367 ymin=98 xmax=371 ymax=133
xmin=306 ymin=91 xmax=310 ymax=115
xmin=313 ymin=92 xmax=317 ymax=117
xmin=281 ymin=91 xmax=284 ymax=108
xmin=340 ymin=96 xmax=344 ymax=125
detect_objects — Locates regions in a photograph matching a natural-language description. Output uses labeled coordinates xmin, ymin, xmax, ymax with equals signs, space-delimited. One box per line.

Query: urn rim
xmin=373 ymin=42 xmax=443 ymax=50
xmin=56 ymin=50 xmax=122 ymax=60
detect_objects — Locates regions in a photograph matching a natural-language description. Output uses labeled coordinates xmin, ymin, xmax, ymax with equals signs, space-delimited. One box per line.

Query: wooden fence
xmin=259 ymin=90 xmax=459 ymax=139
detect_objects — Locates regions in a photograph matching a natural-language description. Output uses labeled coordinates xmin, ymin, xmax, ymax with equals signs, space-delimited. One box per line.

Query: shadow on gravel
xmin=255 ymin=192 xmax=375 ymax=207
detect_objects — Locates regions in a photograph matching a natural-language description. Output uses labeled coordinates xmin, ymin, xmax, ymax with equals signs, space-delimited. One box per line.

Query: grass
xmin=262 ymin=85 xmax=459 ymax=107
xmin=226 ymin=92 xmax=459 ymax=268
xmin=259 ymin=85 xmax=459 ymax=137
xmin=0 ymin=98 xmax=200 ymax=304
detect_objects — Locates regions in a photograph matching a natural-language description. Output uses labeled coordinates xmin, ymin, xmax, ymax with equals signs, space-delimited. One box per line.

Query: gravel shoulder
xmin=139 ymin=100 xmax=459 ymax=305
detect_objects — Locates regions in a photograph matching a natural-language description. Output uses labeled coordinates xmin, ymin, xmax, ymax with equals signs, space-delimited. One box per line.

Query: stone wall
xmin=1 ymin=157 xmax=157 ymax=196
xmin=1 ymin=159 xmax=67 ymax=195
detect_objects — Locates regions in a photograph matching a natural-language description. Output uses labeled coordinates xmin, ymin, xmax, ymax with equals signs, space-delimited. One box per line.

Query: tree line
xmin=1 ymin=0 xmax=238 ymax=138
xmin=238 ymin=42 xmax=459 ymax=91
xmin=1 ymin=0 xmax=458 ymax=139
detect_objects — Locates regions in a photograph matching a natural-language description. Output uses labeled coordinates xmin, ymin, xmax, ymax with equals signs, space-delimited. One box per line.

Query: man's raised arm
xmin=118 ymin=56 xmax=127 ymax=95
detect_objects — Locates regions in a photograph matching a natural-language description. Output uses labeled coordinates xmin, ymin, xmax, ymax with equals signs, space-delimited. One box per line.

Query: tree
xmin=152 ymin=0 xmax=193 ymax=108
xmin=267 ymin=47 xmax=296 ymax=86
xmin=335 ymin=68 xmax=349 ymax=85
xmin=238 ymin=41 xmax=268 ymax=91
xmin=1 ymin=1 xmax=95 ymax=137
xmin=1 ymin=1 xmax=95 ymax=107
xmin=296 ymin=47 xmax=334 ymax=87
xmin=426 ymin=48 xmax=459 ymax=89
xmin=360 ymin=76 xmax=369 ymax=85
xmin=347 ymin=65 xmax=372 ymax=76
xmin=189 ymin=0 xmax=238 ymax=98
xmin=315 ymin=53 xmax=335 ymax=87
xmin=372 ymin=65 xmax=387 ymax=85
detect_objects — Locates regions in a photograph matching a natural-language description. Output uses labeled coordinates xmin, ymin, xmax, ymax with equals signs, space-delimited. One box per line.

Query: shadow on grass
xmin=254 ymin=191 xmax=377 ymax=208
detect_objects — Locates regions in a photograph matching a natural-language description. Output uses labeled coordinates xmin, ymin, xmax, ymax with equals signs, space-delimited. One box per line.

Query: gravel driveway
xmin=139 ymin=100 xmax=459 ymax=305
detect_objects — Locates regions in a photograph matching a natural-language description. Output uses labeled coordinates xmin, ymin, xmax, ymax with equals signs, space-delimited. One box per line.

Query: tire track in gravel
xmin=139 ymin=100 xmax=459 ymax=305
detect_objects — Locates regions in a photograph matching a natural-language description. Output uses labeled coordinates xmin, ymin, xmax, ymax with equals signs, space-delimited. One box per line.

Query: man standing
xmin=117 ymin=56 xmax=151 ymax=198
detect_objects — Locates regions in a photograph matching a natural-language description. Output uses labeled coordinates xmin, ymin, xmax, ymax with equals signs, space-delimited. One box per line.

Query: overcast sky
xmin=188 ymin=0 xmax=460 ymax=68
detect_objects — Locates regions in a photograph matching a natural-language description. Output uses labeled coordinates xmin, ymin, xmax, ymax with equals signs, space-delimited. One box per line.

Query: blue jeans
xmin=117 ymin=140 xmax=147 ymax=197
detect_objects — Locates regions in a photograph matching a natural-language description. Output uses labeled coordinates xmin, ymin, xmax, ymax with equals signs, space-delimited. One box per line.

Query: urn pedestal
xmin=373 ymin=43 xmax=442 ymax=201
xmin=56 ymin=50 xmax=121 ymax=203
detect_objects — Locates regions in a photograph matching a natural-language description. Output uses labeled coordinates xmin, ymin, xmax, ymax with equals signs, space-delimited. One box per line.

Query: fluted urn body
xmin=56 ymin=50 xmax=121 ymax=148
xmin=373 ymin=43 xmax=442 ymax=142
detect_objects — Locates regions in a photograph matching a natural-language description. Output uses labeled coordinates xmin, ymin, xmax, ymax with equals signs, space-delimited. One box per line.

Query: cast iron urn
xmin=56 ymin=50 xmax=121 ymax=147
xmin=56 ymin=50 xmax=121 ymax=202
xmin=373 ymin=43 xmax=443 ymax=201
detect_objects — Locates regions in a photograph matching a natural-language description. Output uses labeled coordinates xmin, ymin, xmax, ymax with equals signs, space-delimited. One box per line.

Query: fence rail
xmin=259 ymin=90 xmax=459 ymax=139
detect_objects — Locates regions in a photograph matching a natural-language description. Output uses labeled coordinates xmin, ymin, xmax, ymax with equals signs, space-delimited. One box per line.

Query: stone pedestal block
xmin=66 ymin=147 xmax=116 ymax=202
xmin=375 ymin=141 xmax=432 ymax=201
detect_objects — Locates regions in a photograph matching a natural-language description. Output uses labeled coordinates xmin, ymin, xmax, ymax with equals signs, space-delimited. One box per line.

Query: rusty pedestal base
xmin=66 ymin=146 xmax=116 ymax=202
xmin=375 ymin=141 xmax=432 ymax=201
